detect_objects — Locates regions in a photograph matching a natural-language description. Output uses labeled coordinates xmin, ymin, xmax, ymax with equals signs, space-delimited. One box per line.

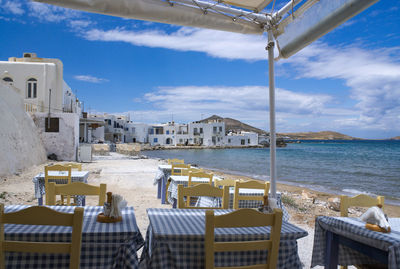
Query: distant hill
xmin=390 ymin=136 xmax=400 ymax=140
xmin=198 ymin=115 xmax=268 ymax=135
xmin=279 ymin=131 xmax=360 ymax=140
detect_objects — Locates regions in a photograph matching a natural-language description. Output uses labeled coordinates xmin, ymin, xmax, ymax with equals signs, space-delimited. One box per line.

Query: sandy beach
xmin=0 ymin=152 xmax=399 ymax=268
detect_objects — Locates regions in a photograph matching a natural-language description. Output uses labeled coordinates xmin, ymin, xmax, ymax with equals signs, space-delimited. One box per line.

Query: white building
xmin=226 ymin=131 xmax=259 ymax=146
xmin=0 ymin=53 xmax=82 ymax=160
xmin=189 ymin=119 xmax=225 ymax=146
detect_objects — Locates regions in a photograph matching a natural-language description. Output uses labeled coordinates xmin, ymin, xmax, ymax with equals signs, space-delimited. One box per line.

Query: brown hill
xmin=279 ymin=131 xmax=360 ymax=140
xmin=390 ymin=136 xmax=400 ymax=140
xmin=198 ymin=115 xmax=268 ymax=135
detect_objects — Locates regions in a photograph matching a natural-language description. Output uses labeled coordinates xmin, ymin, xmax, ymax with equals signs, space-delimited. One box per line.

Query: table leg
xmin=161 ymin=176 xmax=166 ymax=204
xmin=325 ymin=231 xmax=339 ymax=269
xmin=38 ymin=197 xmax=43 ymax=205
xmin=157 ymin=181 xmax=161 ymax=199
xmin=172 ymin=198 xmax=177 ymax=208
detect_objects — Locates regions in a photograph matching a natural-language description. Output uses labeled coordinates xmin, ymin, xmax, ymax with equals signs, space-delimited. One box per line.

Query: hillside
xmin=279 ymin=131 xmax=360 ymax=140
xmin=390 ymin=136 xmax=400 ymax=140
xmin=198 ymin=115 xmax=268 ymax=135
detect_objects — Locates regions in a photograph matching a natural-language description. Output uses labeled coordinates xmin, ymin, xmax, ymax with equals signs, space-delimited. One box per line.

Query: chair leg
xmin=165 ymin=179 xmax=171 ymax=204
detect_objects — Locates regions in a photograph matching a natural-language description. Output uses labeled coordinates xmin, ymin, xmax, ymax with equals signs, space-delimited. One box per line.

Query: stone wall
xmin=0 ymin=83 xmax=47 ymax=176
xmin=116 ymin=143 xmax=141 ymax=156
xmin=92 ymin=144 xmax=110 ymax=155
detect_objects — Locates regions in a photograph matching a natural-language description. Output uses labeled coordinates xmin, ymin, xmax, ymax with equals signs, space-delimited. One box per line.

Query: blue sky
xmin=1 ymin=0 xmax=399 ymax=139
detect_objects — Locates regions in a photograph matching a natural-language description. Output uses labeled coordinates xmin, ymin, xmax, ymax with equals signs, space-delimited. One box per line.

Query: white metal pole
xmin=267 ymin=30 xmax=277 ymax=198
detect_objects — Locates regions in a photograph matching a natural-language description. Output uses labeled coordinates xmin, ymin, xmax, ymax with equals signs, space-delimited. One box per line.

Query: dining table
xmin=311 ymin=216 xmax=400 ymax=268
xmin=139 ymin=208 xmax=308 ymax=269
xmin=196 ymin=188 xmax=290 ymax=221
xmin=32 ymin=171 xmax=90 ymax=205
xmin=3 ymin=205 xmax=144 ymax=269
xmin=166 ymin=175 xmax=222 ymax=208
xmin=153 ymin=164 xmax=189 ymax=204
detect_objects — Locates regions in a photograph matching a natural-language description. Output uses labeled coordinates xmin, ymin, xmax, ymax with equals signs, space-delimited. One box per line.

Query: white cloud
xmin=83 ymin=27 xmax=268 ymax=61
xmin=130 ymin=85 xmax=344 ymax=130
xmin=3 ymin=1 xmax=24 ymax=15
xmin=68 ymin=19 xmax=93 ymax=30
xmin=28 ymin=2 xmax=81 ymax=22
xmin=74 ymin=75 xmax=109 ymax=83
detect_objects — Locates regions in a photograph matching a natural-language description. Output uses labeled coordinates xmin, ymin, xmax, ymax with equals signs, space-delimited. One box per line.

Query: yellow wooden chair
xmin=340 ymin=194 xmax=384 ymax=217
xmin=47 ymin=182 xmax=107 ymax=206
xmin=45 ymin=164 xmax=72 ymax=205
xmin=181 ymin=167 xmax=203 ymax=176
xmin=233 ymin=180 xmax=270 ymax=209
xmin=188 ymin=171 xmax=214 ymax=205
xmin=165 ymin=163 xmax=191 ymax=203
xmin=168 ymin=158 xmax=184 ymax=165
xmin=178 ymin=184 xmax=229 ymax=209
xmin=64 ymin=162 xmax=82 ymax=171
xmin=0 ymin=204 xmax=84 ymax=269
xmin=205 ymin=208 xmax=283 ymax=269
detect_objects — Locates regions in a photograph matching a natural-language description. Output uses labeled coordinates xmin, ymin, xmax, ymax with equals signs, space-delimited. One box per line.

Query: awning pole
xmin=267 ymin=30 xmax=277 ymax=198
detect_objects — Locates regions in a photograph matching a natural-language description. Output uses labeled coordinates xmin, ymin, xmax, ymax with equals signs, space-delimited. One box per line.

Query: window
xmin=248 ymin=139 xmax=250 ymax=144
xmin=154 ymin=138 xmax=158 ymax=143
xmin=219 ymin=127 xmax=222 ymax=132
xmin=241 ymin=139 xmax=245 ymax=145
xmin=166 ymin=130 xmax=169 ymax=135
xmin=3 ymin=77 xmax=13 ymax=86
xmin=45 ymin=117 xmax=59 ymax=132
xmin=200 ymin=128 xmax=203 ymax=133
xmin=26 ymin=78 xmax=37 ymax=98
xmin=179 ymin=139 xmax=183 ymax=143
xmin=193 ymin=128 xmax=198 ymax=134
xmin=213 ymin=127 xmax=217 ymax=133
xmin=228 ymin=139 xmax=231 ymax=143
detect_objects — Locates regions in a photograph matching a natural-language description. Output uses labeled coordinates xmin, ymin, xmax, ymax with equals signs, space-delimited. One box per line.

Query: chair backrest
xmin=171 ymin=163 xmax=191 ymax=176
xmin=178 ymin=184 xmax=229 ymax=209
xmin=181 ymin=167 xmax=203 ymax=176
xmin=205 ymin=208 xmax=283 ymax=269
xmin=48 ymin=182 xmax=107 ymax=206
xmin=188 ymin=171 xmax=213 ymax=187
xmin=168 ymin=158 xmax=184 ymax=165
xmin=64 ymin=163 xmax=82 ymax=171
xmin=45 ymin=165 xmax=72 ymax=205
xmin=215 ymin=178 xmax=237 ymax=188
xmin=340 ymin=194 xmax=384 ymax=217
xmin=233 ymin=180 xmax=270 ymax=209
xmin=0 ymin=204 xmax=84 ymax=269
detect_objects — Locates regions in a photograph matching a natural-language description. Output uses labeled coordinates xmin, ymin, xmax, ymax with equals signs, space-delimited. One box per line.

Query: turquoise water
xmin=143 ymin=140 xmax=400 ymax=204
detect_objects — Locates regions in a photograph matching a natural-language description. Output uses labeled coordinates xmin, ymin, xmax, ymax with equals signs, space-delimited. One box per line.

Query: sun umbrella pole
xmin=267 ymin=30 xmax=277 ymax=198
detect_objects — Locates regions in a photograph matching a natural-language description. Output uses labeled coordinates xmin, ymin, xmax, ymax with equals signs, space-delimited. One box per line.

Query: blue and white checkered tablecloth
xmin=4 ymin=205 xmax=144 ymax=269
xmin=140 ymin=208 xmax=307 ymax=269
xmin=32 ymin=171 xmax=90 ymax=205
xmin=311 ymin=216 xmax=400 ymax=268
xmin=196 ymin=190 xmax=290 ymax=221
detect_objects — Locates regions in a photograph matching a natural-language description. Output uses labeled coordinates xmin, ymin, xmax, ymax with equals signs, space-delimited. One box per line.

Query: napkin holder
xmin=97 ymin=192 xmax=122 ymax=223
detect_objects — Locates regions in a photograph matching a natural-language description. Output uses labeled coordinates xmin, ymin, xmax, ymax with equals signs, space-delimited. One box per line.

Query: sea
xmin=143 ymin=140 xmax=400 ymax=205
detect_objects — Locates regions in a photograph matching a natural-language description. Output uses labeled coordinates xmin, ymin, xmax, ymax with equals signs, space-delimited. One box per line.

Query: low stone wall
xmin=92 ymin=144 xmax=110 ymax=155
xmin=116 ymin=143 xmax=141 ymax=156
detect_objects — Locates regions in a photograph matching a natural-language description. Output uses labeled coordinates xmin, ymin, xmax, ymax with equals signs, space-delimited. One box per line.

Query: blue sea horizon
xmin=143 ymin=140 xmax=400 ymax=205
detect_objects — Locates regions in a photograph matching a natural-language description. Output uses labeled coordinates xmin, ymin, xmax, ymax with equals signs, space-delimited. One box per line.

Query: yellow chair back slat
xmin=188 ymin=171 xmax=213 ymax=187
xmin=215 ymin=178 xmax=237 ymax=188
xmin=48 ymin=182 xmax=107 ymax=206
xmin=177 ymin=184 xmax=229 ymax=209
xmin=45 ymin=165 xmax=72 ymax=205
xmin=0 ymin=204 xmax=84 ymax=269
xmin=168 ymin=158 xmax=184 ymax=165
xmin=181 ymin=168 xmax=203 ymax=176
xmin=205 ymin=208 xmax=283 ymax=269
xmin=340 ymin=194 xmax=384 ymax=217
xmin=233 ymin=180 xmax=270 ymax=210
xmin=64 ymin=163 xmax=82 ymax=171
xmin=171 ymin=163 xmax=191 ymax=176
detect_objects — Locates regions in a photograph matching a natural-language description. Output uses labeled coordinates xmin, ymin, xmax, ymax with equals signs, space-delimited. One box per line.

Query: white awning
xmin=34 ymin=0 xmax=264 ymax=35
xmin=222 ymin=0 xmax=272 ymax=12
